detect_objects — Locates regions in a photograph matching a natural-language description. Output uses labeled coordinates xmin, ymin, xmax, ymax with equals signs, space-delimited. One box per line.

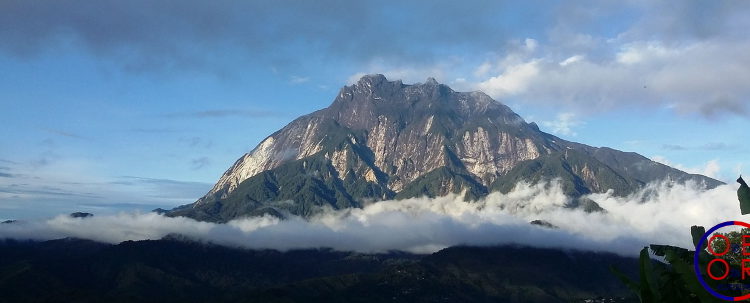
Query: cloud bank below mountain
xmin=0 ymin=180 xmax=739 ymax=255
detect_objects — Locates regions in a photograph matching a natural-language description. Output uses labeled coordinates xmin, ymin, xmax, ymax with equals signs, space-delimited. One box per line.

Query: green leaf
xmin=610 ymin=265 xmax=642 ymax=298
xmin=639 ymin=247 xmax=659 ymax=303
xmin=664 ymin=249 xmax=722 ymax=303
xmin=738 ymin=176 xmax=750 ymax=215
xmin=691 ymin=226 xmax=706 ymax=250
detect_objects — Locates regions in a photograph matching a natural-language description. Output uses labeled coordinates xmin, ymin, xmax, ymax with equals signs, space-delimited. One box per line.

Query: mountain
xmin=0 ymin=238 xmax=638 ymax=303
xmin=168 ymin=74 xmax=722 ymax=222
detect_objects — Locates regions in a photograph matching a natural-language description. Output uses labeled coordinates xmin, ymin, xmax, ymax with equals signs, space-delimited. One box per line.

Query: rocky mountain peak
xmin=170 ymin=75 xmax=723 ymax=222
xmin=356 ymin=73 xmax=389 ymax=86
xmin=328 ymin=74 xmax=522 ymax=131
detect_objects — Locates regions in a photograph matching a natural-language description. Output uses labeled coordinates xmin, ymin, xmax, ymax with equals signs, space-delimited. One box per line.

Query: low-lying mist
xmin=0 ymin=180 xmax=739 ymax=255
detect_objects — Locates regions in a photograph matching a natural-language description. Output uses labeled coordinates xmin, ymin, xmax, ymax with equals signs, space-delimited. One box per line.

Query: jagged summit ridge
xmin=194 ymin=75 xmax=538 ymax=204
xmin=172 ymin=74 xmax=722 ymax=222
xmin=328 ymin=75 xmax=525 ymax=132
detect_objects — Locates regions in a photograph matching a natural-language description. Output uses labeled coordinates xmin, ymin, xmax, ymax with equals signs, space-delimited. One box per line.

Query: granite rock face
xmin=169 ymin=74 xmax=722 ymax=222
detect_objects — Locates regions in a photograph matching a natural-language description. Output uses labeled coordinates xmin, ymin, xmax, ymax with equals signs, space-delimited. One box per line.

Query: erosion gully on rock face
xmin=167 ymin=74 xmax=723 ymax=222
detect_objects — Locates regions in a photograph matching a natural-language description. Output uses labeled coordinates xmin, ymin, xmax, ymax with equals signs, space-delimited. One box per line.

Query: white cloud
xmin=346 ymin=72 xmax=367 ymax=85
xmin=524 ymin=38 xmax=538 ymax=51
xmin=559 ymin=55 xmax=583 ymax=66
xmin=476 ymin=60 xmax=539 ymax=98
xmin=614 ymin=42 xmax=675 ymax=65
xmin=0 ymin=157 xmax=211 ymax=218
xmin=473 ymin=61 xmax=493 ymax=78
xmin=651 ymin=156 xmax=722 ymax=179
xmin=342 ymin=16 xmax=750 ymax=118
xmin=650 ymin=155 xmax=671 ymax=166
xmin=541 ymin=113 xmax=583 ymax=136
xmin=702 ymin=160 xmax=721 ymax=179
xmin=0 ymin=180 xmax=739 ymax=256
xmin=465 ymin=39 xmax=750 ymax=117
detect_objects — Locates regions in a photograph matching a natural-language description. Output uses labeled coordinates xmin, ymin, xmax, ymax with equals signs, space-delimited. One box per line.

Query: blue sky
xmin=1 ymin=0 xmax=748 ymax=220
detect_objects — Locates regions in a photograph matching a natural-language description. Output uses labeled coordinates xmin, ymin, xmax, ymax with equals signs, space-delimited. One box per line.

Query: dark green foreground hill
xmin=0 ymin=238 xmax=637 ymax=303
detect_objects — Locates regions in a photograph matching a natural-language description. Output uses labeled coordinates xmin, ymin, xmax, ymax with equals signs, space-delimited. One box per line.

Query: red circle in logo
xmin=707 ymin=234 xmax=730 ymax=256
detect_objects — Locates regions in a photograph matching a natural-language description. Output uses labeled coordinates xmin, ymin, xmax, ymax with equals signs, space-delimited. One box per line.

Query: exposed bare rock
xmin=170 ymin=74 xmax=722 ymax=222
